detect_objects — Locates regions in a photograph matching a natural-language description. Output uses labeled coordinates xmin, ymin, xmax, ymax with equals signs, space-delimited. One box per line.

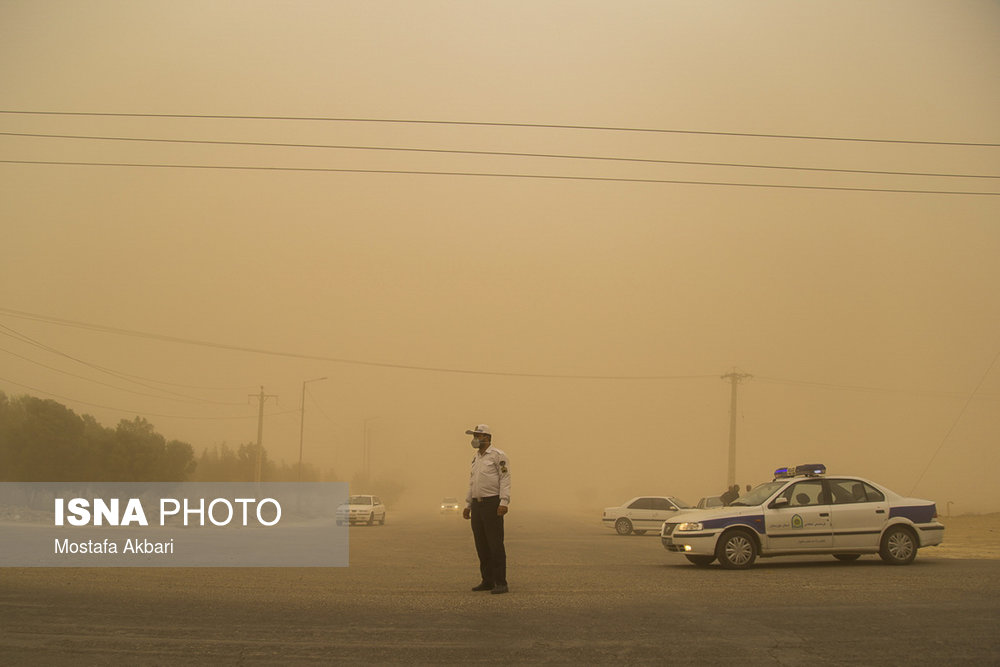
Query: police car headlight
xmin=676 ymin=522 xmax=704 ymax=532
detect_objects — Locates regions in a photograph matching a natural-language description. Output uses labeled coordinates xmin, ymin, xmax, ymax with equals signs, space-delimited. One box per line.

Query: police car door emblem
xmin=791 ymin=514 xmax=804 ymax=529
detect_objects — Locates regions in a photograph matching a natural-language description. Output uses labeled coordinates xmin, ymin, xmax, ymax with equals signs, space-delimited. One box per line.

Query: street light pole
xmin=362 ymin=416 xmax=379 ymax=481
xmin=298 ymin=376 xmax=327 ymax=482
xmin=721 ymin=371 xmax=752 ymax=488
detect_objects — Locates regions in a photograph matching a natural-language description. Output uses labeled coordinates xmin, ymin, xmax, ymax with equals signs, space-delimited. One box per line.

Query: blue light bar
xmin=774 ymin=464 xmax=826 ymax=479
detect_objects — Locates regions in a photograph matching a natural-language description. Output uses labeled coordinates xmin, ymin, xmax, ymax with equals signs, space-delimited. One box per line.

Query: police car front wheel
xmin=716 ymin=529 xmax=758 ymax=569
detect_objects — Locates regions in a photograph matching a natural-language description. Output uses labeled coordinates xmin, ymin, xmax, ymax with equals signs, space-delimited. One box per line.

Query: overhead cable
xmin=1 ymin=109 xmax=997 ymax=147
xmin=755 ymin=375 xmax=999 ymax=400
xmin=909 ymin=347 xmax=1000 ymax=494
xmin=2 ymin=159 xmax=996 ymax=196
xmin=2 ymin=131 xmax=997 ymax=180
xmin=0 ymin=307 xmax=716 ymax=380
xmin=0 ymin=374 xmax=291 ymax=421
xmin=0 ymin=323 xmax=246 ymax=405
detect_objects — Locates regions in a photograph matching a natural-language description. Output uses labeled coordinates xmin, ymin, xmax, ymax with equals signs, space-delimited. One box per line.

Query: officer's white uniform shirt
xmin=466 ymin=445 xmax=511 ymax=508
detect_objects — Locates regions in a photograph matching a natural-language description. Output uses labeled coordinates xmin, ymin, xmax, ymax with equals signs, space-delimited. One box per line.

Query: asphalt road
xmin=2 ymin=510 xmax=998 ymax=665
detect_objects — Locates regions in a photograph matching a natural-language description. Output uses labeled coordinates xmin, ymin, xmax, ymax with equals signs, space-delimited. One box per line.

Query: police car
xmin=660 ymin=465 xmax=944 ymax=569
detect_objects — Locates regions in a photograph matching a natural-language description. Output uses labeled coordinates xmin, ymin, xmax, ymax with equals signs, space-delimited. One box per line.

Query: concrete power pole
xmin=721 ymin=371 xmax=752 ymax=488
xmin=298 ymin=377 xmax=327 ymax=482
xmin=250 ymin=386 xmax=278 ymax=483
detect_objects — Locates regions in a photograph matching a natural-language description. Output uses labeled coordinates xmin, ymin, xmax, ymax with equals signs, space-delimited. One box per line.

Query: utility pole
xmin=362 ymin=416 xmax=379 ymax=482
xmin=250 ymin=386 xmax=278 ymax=483
xmin=721 ymin=371 xmax=752 ymax=488
xmin=297 ymin=377 xmax=327 ymax=482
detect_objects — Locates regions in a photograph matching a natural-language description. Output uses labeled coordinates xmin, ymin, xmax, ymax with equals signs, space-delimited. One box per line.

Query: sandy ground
xmin=1 ymin=509 xmax=997 ymax=664
xmin=924 ymin=512 xmax=1000 ymax=559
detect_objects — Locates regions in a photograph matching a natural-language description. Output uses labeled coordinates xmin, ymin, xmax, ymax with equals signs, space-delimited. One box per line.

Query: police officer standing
xmin=463 ymin=424 xmax=510 ymax=595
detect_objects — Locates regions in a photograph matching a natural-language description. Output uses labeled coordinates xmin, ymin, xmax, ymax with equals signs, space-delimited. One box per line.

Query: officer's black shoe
xmin=471 ymin=582 xmax=494 ymax=591
xmin=490 ymin=584 xmax=509 ymax=595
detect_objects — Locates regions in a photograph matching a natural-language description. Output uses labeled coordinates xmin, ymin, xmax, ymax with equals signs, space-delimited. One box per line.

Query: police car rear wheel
xmin=686 ymin=555 xmax=716 ymax=567
xmin=716 ymin=529 xmax=757 ymax=569
xmin=614 ymin=518 xmax=633 ymax=536
xmin=880 ymin=525 xmax=917 ymax=565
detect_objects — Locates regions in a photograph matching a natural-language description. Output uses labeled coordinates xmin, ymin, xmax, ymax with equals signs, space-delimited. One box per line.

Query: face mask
xmin=471 ymin=438 xmax=480 ymax=448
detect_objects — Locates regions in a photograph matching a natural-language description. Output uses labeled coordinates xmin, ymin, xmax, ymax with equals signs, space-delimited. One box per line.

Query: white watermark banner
xmin=0 ymin=482 xmax=349 ymax=567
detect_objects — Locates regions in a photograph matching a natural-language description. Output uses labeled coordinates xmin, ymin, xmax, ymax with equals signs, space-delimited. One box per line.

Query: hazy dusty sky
xmin=1 ymin=1 xmax=998 ymax=512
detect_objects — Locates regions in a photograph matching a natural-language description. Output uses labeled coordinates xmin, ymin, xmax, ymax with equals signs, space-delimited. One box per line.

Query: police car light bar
xmin=773 ymin=464 xmax=826 ymax=479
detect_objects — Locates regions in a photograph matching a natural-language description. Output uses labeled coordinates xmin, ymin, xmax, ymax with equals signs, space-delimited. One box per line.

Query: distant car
xmin=440 ymin=497 xmax=461 ymax=514
xmin=661 ymin=464 xmax=945 ymax=569
xmin=602 ymin=496 xmax=692 ymax=535
xmin=336 ymin=494 xmax=387 ymax=526
xmin=697 ymin=496 xmax=724 ymax=509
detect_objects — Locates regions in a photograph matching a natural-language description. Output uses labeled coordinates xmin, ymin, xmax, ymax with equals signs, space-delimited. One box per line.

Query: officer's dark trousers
xmin=470 ymin=496 xmax=506 ymax=586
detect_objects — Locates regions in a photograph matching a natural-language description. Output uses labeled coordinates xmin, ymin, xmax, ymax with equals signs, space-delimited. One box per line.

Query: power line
xmin=3 ymin=131 xmax=997 ymax=180
xmin=0 ymin=374 xmax=284 ymax=421
xmin=0 ymin=306 xmax=717 ymax=380
xmin=755 ymin=375 xmax=1000 ymax=399
xmin=306 ymin=386 xmax=336 ymax=425
xmin=3 ymin=306 xmax=997 ymax=396
xmin=2 ymin=110 xmax=997 ymax=147
xmin=0 ymin=343 xmax=231 ymax=405
xmin=3 ymin=159 xmax=997 ymax=197
xmin=0 ymin=322 xmax=246 ymax=405
xmin=909 ymin=347 xmax=1000 ymax=494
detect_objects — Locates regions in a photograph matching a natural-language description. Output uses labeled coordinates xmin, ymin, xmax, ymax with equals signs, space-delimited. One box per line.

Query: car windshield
xmin=669 ymin=497 xmax=693 ymax=509
xmin=442 ymin=498 xmax=457 ymax=503
xmin=349 ymin=496 xmax=372 ymax=505
xmin=729 ymin=482 xmax=786 ymax=506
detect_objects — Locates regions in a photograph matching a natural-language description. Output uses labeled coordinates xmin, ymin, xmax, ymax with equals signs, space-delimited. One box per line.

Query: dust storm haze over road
xmin=1 ymin=1 xmax=998 ymax=513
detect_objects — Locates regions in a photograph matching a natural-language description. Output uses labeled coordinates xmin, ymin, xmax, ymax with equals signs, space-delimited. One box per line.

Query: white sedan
xmin=336 ymin=494 xmax=387 ymax=526
xmin=602 ymin=496 xmax=692 ymax=535
xmin=661 ymin=464 xmax=944 ymax=569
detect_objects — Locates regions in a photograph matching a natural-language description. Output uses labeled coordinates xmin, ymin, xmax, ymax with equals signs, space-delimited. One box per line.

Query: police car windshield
xmin=729 ymin=482 xmax=785 ymax=506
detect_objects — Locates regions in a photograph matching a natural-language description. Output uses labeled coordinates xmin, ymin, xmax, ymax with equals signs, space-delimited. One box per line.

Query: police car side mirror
xmin=771 ymin=497 xmax=790 ymax=509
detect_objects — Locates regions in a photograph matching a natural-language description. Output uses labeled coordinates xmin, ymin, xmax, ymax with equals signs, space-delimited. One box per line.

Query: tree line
xmin=0 ymin=391 xmax=331 ymax=483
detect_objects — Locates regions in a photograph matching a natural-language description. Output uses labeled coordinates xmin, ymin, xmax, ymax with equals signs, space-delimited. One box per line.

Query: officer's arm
xmin=498 ymin=455 xmax=510 ymax=512
xmin=464 ymin=463 xmax=474 ymax=519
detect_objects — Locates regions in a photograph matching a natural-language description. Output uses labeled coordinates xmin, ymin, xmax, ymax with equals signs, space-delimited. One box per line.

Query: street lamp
xmin=298 ymin=376 xmax=327 ymax=482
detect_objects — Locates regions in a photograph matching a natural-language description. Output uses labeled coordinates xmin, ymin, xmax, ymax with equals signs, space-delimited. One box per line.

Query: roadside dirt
xmin=929 ymin=512 xmax=1000 ymax=559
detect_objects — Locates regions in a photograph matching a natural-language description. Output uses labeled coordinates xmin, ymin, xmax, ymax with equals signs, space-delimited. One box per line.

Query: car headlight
xmin=676 ymin=522 xmax=704 ymax=532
